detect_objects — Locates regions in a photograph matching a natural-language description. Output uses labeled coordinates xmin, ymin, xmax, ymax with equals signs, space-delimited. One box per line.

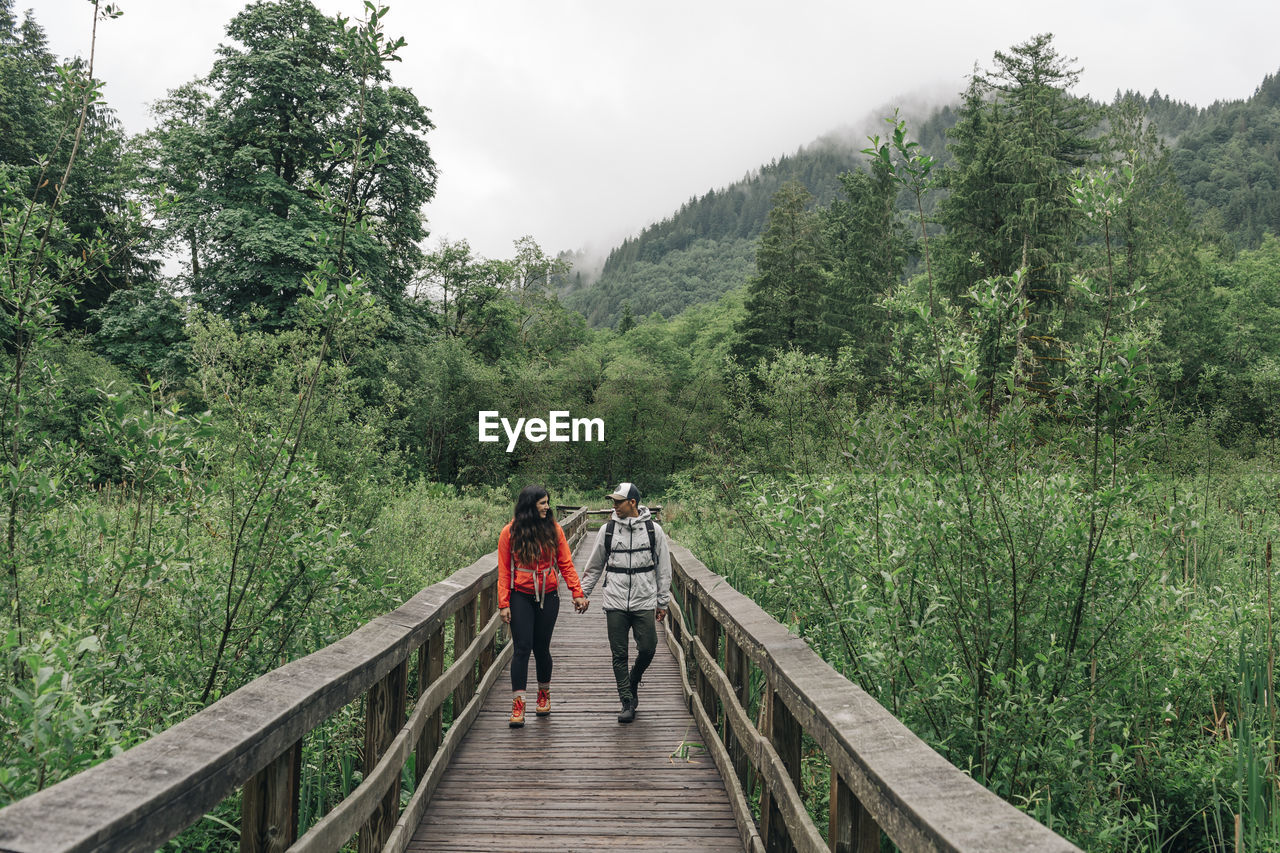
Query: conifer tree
xmin=936 ymin=33 xmax=1098 ymax=392
xmin=820 ymin=162 xmax=908 ymax=373
xmin=734 ymin=182 xmax=826 ymax=364
xmin=938 ymin=33 xmax=1096 ymax=299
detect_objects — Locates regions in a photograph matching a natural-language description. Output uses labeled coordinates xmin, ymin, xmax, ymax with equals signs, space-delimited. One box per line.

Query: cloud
xmin=34 ymin=0 xmax=1280 ymax=262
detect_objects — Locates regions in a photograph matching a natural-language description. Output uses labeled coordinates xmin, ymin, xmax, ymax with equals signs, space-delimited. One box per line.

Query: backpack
xmin=602 ymin=518 xmax=657 ymax=576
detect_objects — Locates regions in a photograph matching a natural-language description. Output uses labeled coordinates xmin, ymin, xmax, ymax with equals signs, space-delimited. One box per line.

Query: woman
xmin=497 ymin=485 xmax=588 ymax=727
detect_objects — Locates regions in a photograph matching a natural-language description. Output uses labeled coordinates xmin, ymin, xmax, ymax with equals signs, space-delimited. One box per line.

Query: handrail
xmin=664 ymin=541 xmax=1082 ymax=853
xmin=0 ymin=507 xmax=589 ymax=853
xmin=558 ymin=504 xmax=661 ymax=519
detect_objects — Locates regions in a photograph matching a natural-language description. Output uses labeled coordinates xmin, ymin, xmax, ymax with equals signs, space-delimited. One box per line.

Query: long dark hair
xmin=511 ymin=484 xmax=557 ymax=567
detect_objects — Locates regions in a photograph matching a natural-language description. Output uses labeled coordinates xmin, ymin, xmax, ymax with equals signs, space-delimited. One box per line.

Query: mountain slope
xmin=567 ymin=70 xmax=1280 ymax=328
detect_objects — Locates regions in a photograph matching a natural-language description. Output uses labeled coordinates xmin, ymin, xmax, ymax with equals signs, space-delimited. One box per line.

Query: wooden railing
xmin=663 ymin=542 xmax=1082 ymax=853
xmin=0 ymin=507 xmax=588 ymax=853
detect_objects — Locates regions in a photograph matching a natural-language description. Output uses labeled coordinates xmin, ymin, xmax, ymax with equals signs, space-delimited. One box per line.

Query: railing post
xmin=453 ymin=595 xmax=478 ymax=714
xmin=761 ymin=681 xmax=802 ymax=853
xmin=696 ymin=597 xmax=721 ymax=727
xmin=723 ymin=634 xmax=752 ymax=797
xmin=240 ymin=740 xmax=301 ymax=853
xmin=830 ymin=768 xmax=880 ymax=853
xmin=415 ymin=626 xmax=445 ymax=787
xmin=359 ymin=659 xmax=407 ymax=853
xmin=681 ymin=578 xmax=695 ymax=712
xmin=478 ymin=581 xmax=496 ymax=678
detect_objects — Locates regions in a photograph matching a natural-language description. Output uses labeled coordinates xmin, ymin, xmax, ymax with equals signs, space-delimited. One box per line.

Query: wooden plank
xmin=453 ymin=599 xmax=477 ymax=714
xmin=696 ymin=597 xmax=722 ymax=729
xmin=691 ymin=634 xmax=823 ymax=853
xmin=407 ymin=538 xmax=746 ymax=852
xmin=830 ymin=768 xmax=879 ymax=853
xmin=360 ymin=659 xmax=407 ymax=853
xmin=414 ymin=627 xmax=444 ymax=788
xmin=239 ymin=739 xmax=300 ymax=853
xmin=724 ymin=634 xmax=752 ymax=798
xmin=476 ymin=584 xmax=495 ymax=678
xmin=383 ymin=640 xmax=514 ymax=853
xmin=290 ymin=612 xmax=505 ymax=853
xmin=766 ymin=680 xmax=803 ymax=853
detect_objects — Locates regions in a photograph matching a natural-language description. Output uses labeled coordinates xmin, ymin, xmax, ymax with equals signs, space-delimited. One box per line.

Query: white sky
xmin=33 ymin=0 xmax=1280 ymax=262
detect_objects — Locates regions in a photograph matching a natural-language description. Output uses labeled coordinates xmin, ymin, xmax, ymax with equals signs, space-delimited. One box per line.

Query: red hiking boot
xmin=509 ymin=694 xmax=526 ymax=728
xmin=535 ymin=688 xmax=551 ymax=716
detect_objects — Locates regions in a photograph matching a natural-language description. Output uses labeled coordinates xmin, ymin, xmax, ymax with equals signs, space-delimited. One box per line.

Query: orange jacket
xmin=497 ymin=520 xmax=584 ymax=609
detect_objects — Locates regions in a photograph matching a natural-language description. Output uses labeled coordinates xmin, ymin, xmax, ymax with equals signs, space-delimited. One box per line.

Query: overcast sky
xmin=34 ymin=0 xmax=1280 ymax=262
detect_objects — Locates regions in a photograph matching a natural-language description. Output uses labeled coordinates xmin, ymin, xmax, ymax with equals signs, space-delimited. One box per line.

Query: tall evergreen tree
xmin=820 ymin=162 xmax=908 ymax=373
xmin=936 ymin=33 xmax=1098 ymax=391
xmin=734 ymin=182 xmax=826 ymax=363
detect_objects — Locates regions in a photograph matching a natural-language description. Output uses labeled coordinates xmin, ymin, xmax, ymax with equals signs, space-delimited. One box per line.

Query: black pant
xmin=509 ymin=591 xmax=559 ymax=691
xmin=606 ymin=608 xmax=656 ymax=702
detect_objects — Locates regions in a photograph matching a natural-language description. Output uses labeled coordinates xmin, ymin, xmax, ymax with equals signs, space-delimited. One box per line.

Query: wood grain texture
xmin=239 ymin=740 xmax=300 ymax=853
xmin=407 ymin=537 xmax=745 ymax=852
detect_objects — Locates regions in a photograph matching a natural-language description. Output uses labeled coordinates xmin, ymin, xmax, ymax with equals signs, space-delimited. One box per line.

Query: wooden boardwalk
xmin=409 ymin=541 xmax=744 ymax=852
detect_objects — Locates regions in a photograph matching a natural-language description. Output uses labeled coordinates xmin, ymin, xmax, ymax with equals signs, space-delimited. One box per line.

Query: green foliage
xmin=565 ymin=237 xmax=756 ymax=327
xmin=91 ymin=284 xmax=190 ymax=380
xmin=143 ymin=0 xmax=437 ymax=324
xmin=734 ymin=182 xmax=827 ymax=363
xmin=0 ymin=626 xmax=123 ymax=800
xmin=1172 ymin=73 xmax=1280 ymax=250
xmin=571 ymin=143 xmax=860 ymax=325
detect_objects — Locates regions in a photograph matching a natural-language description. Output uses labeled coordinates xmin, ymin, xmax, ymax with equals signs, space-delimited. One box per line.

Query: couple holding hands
xmin=496 ymin=482 xmax=671 ymax=726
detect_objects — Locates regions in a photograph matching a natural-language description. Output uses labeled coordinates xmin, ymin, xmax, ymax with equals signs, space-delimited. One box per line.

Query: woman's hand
xmin=499 ymin=606 xmax=511 ymax=624
xmin=573 ymin=596 xmax=589 ymax=613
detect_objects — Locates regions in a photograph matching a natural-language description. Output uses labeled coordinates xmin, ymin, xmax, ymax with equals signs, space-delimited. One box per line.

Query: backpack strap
xmin=645 ymin=519 xmax=656 ymax=568
xmin=602 ymin=520 xmax=615 ymax=587
xmin=603 ymin=520 xmax=616 ymax=559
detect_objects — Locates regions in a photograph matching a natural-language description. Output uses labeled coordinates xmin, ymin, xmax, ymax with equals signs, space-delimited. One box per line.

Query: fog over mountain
xmin=36 ymin=0 xmax=1280 ymax=260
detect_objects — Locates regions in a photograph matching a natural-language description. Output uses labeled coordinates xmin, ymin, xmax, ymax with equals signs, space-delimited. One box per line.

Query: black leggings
xmin=509 ymin=591 xmax=559 ymax=691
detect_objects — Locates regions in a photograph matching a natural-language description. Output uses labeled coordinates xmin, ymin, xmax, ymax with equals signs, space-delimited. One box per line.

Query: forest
xmin=4 ymin=1 xmax=1280 ymax=850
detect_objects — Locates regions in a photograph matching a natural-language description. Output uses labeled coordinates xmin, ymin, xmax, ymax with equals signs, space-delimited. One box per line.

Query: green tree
xmin=820 ymin=162 xmax=908 ymax=374
xmin=0 ymin=2 xmax=156 ymax=331
xmin=616 ymin=302 xmax=636 ymax=334
xmin=146 ymin=0 xmax=437 ymax=324
xmin=936 ymin=34 xmax=1098 ymax=393
xmin=734 ymin=181 xmax=826 ymax=363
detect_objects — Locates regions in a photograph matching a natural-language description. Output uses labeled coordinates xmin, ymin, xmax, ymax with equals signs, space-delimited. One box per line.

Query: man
xmin=579 ymin=482 xmax=671 ymax=723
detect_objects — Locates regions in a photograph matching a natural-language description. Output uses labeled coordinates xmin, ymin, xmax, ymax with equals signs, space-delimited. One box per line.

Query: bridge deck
xmin=409 ymin=540 xmax=744 ymax=852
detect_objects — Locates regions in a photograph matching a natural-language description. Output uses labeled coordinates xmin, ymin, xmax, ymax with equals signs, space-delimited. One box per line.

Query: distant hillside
xmin=561 ymin=144 xmax=863 ymax=327
xmin=567 ymin=70 xmax=1280 ymax=328
xmin=1168 ymin=72 xmax=1280 ymax=248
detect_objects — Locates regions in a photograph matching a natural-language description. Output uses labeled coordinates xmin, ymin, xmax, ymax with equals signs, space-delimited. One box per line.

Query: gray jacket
xmin=580 ymin=505 xmax=671 ymax=612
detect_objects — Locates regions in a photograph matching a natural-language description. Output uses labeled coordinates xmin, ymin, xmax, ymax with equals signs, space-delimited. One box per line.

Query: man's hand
xmin=499 ymin=606 xmax=511 ymax=624
xmin=573 ymin=596 xmax=589 ymax=613
xmin=656 ymin=607 xmax=667 ymax=622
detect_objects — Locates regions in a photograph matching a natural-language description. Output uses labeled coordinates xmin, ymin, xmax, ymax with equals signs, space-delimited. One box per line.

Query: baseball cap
xmin=606 ymin=482 xmax=640 ymax=502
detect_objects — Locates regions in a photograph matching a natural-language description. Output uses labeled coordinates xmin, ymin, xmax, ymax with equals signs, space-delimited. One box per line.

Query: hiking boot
xmin=509 ymin=695 xmax=526 ymax=728
xmin=617 ymin=697 xmax=636 ymax=724
xmin=629 ymin=674 xmax=641 ymax=710
xmin=535 ymin=688 xmax=551 ymax=716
